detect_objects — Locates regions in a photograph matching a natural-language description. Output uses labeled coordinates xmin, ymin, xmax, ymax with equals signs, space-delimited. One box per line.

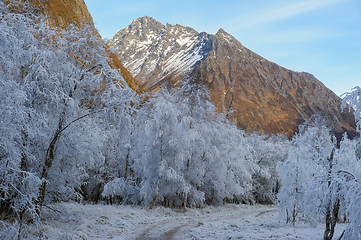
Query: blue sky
xmin=84 ymin=0 xmax=360 ymax=96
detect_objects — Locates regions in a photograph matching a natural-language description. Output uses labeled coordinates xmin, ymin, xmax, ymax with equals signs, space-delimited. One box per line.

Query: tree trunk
xmin=183 ymin=158 xmax=190 ymax=211
xmin=324 ymin=199 xmax=340 ymax=240
xmin=150 ymin=128 xmax=163 ymax=210
xmin=324 ymin=147 xmax=338 ymax=240
xmin=125 ymin=148 xmax=130 ymax=179
xmin=149 ymin=193 xmax=158 ymax=210
xmin=171 ymin=194 xmax=177 ymax=209
xmin=292 ymin=204 xmax=296 ymax=227
xmin=37 ymin=116 xmax=64 ymax=209
xmin=338 ymin=230 xmax=345 ymax=240
xmin=211 ymin=188 xmax=214 ymax=205
xmin=324 ymin=203 xmax=332 ymax=240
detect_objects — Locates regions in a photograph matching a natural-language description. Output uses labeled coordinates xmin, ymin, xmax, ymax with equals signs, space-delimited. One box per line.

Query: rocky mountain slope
xmin=109 ymin=16 xmax=212 ymax=91
xmin=24 ymin=0 xmax=144 ymax=93
xmin=109 ymin=16 xmax=356 ymax=138
xmin=24 ymin=0 xmax=94 ymax=28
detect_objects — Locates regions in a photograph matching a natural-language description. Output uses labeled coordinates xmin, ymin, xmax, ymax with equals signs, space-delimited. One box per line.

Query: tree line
xmin=0 ymin=0 xmax=286 ymax=223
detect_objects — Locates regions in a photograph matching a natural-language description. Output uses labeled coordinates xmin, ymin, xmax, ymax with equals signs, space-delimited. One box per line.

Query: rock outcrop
xmin=24 ymin=0 xmax=144 ymax=93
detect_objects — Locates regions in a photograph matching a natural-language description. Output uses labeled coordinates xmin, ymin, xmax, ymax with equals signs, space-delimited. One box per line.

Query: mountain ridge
xmin=109 ymin=16 xmax=356 ymax=138
xmin=109 ymin=16 xmax=212 ymax=90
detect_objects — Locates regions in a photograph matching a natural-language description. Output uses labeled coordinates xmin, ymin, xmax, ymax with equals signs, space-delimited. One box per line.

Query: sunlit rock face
xmin=110 ymin=17 xmax=356 ymax=138
xmin=27 ymin=0 xmax=94 ymax=28
xmin=25 ymin=0 xmax=144 ymax=93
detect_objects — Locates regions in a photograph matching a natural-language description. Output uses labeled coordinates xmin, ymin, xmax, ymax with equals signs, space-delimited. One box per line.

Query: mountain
xmin=24 ymin=0 xmax=144 ymax=93
xmin=108 ymin=16 xmax=356 ymax=138
xmin=108 ymin=17 xmax=212 ymax=91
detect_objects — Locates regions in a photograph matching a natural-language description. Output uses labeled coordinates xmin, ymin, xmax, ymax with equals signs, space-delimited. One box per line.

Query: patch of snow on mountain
xmin=150 ymin=38 xmax=204 ymax=86
xmin=164 ymin=45 xmax=173 ymax=57
xmin=136 ymin=39 xmax=152 ymax=49
xmin=124 ymin=39 xmax=136 ymax=51
xmin=124 ymin=58 xmax=145 ymax=76
xmin=176 ymin=36 xmax=192 ymax=46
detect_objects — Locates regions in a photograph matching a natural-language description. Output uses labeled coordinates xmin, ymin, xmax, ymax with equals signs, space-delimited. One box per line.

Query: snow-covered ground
xmin=36 ymin=203 xmax=347 ymax=239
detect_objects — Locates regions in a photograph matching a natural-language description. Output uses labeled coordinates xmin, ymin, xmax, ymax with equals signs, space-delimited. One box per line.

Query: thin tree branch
xmin=45 ymin=109 xmax=102 ymax=160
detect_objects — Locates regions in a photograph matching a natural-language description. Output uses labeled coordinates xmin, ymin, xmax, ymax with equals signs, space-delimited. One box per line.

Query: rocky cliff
xmin=25 ymin=0 xmax=94 ymax=28
xmin=109 ymin=16 xmax=356 ymax=138
xmin=24 ymin=0 xmax=144 ymax=93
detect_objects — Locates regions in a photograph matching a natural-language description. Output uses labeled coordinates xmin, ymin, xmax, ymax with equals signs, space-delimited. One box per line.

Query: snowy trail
xmin=131 ymin=204 xmax=277 ymax=239
xmin=40 ymin=203 xmax=346 ymax=240
xmin=136 ymin=223 xmax=192 ymax=240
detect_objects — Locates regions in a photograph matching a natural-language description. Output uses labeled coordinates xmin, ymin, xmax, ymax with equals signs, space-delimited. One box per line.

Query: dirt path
xmin=132 ymin=205 xmax=277 ymax=239
xmin=136 ymin=223 xmax=192 ymax=240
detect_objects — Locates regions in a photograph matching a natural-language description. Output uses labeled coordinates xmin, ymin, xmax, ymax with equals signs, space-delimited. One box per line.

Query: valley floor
xmin=38 ymin=203 xmax=346 ymax=239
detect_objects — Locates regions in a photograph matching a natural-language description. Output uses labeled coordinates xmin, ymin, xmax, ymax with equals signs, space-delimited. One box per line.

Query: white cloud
xmin=227 ymin=0 xmax=343 ymax=32
xmin=262 ymin=28 xmax=342 ymax=44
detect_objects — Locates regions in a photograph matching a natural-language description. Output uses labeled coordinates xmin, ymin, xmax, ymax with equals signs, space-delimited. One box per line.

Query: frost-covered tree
xmin=277 ymin=124 xmax=328 ymax=225
xmin=172 ymin=83 xmax=258 ymax=207
xmin=0 ymin=0 xmax=135 ymax=224
xmin=0 ymin=79 xmax=41 ymax=224
xmin=195 ymin=121 xmax=255 ymax=206
xmin=342 ymin=181 xmax=361 ymax=240
xmin=248 ymin=134 xmax=289 ymax=204
xmin=175 ymin=82 xmax=215 ymax=209
xmin=130 ymin=89 xmax=191 ymax=209
xmin=100 ymin=105 xmax=140 ymax=204
xmin=339 ymin=86 xmax=361 ymax=240
xmin=277 ymin=87 xmax=361 ymax=239
xmin=277 ymin=149 xmax=315 ymax=225
xmin=0 ymin=1 xmax=45 ymax=223
xmin=100 ymin=88 xmax=144 ymax=205
xmin=277 ymin=119 xmax=361 ymax=240
xmin=342 ymin=86 xmax=361 ymax=133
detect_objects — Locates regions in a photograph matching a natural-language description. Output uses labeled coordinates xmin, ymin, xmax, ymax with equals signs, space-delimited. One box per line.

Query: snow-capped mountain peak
xmin=108 ymin=16 xmax=212 ymax=90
